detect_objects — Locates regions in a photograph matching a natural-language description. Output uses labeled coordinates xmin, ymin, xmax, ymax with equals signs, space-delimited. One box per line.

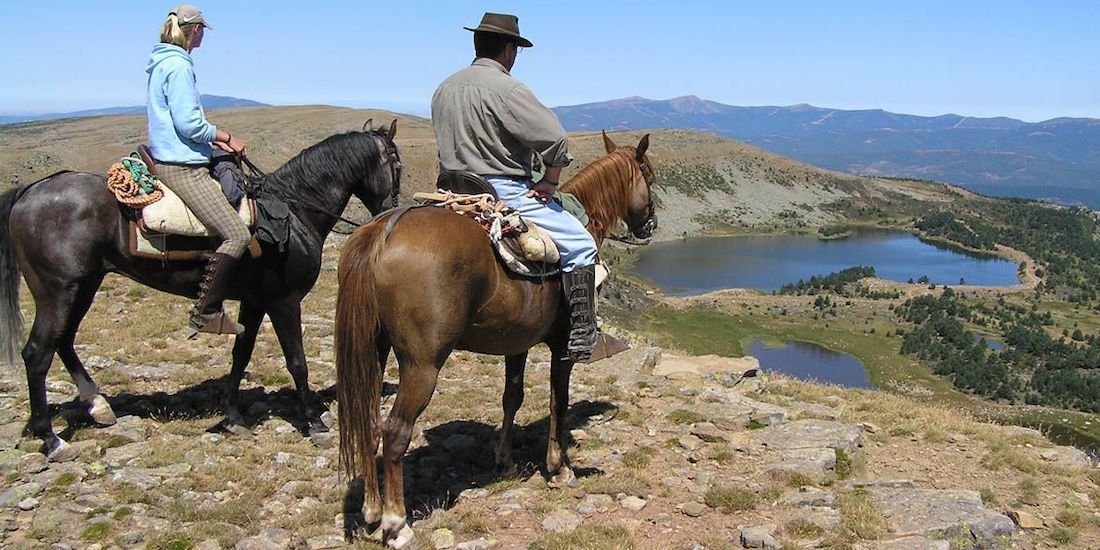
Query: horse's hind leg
xmin=380 ymin=359 xmax=440 ymax=548
xmin=21 ymin=286 xmax=82 ymax=461
xmin=55 ymin=274 xmax=116 ymax=426
xmin=496 ymin=352 xmax=528 ymax=475
xmin=546 ymin=352 xmax=576 ymax=487
xmin=268 ymin=298 xmax=325 ymax=433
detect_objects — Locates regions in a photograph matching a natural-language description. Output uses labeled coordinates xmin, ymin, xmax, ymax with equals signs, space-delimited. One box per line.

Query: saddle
xmin=414 ymin=188 xmax=560 ymax=278
xmin=121 ymin=145 xmax=261 ymax=261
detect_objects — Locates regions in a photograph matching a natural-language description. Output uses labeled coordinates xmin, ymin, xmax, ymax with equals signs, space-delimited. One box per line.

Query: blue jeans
xmin=488 ymin=177 xmax=597 ymax=272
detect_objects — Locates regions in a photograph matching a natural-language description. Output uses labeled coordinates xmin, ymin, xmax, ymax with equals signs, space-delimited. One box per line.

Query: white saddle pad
xmin=141 ymin=184 xmax=252 ymax=237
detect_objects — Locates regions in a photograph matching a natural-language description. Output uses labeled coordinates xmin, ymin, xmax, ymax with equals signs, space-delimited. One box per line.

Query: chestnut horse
xmin=335 ymin=132 xmax=656 ymax=546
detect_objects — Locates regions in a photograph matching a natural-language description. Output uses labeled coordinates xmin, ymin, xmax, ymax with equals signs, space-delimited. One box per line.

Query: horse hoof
xmin=320 ymin=410 xmax=337 ymax=429
xmin=494 ymin=462 xmax=519 ymax=478
xmin=308 ymin=419 xmax=329 ymax=436
xmin=548 ymin=469 xmax=578 ymax=489
xmin=89 ymin=395 xmax=117 ymax=426
xmin=368 ymin=525 xmax=386 ymax=542
xmin=46 ymin=439 xmax=78 ymax=463
xmin=387 ymin=524 xmax=417 ymax=549
xmin=224 ymin=423 xmax=252 ymax=437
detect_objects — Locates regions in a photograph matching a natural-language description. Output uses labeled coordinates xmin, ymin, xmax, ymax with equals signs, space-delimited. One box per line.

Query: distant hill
xmin=0 ymin=105 xmax=969 ymax=242
xmin=553 ymin=96 xmax=1100 ymax=208
xmin=0 ymin=95 xmax=268 ymax=125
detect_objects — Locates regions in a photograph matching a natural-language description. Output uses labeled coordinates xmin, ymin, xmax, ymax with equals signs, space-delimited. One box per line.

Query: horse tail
xmin=0 ymin=186 xmax=24 ymax=369
xmin=336 ymin=217 xmax=388 ymax=483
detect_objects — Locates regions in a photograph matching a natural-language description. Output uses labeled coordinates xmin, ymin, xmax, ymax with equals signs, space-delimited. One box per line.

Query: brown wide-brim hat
xmin=464 ymin=12 xmax=533 ymax=48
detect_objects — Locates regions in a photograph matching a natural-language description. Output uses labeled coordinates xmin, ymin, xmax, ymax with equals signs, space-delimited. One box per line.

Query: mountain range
xmin=553 ymin=96 xmax=1100 ymax=208
xmin=0 ymin=95 xmax=267 ymax=126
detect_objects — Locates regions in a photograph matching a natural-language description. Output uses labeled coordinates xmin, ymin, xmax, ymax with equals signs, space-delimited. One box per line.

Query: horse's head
xmin=360 ymin=118 xmax=403 ymax=212
xmin=602 ymin=131 xmax=657 ymax=241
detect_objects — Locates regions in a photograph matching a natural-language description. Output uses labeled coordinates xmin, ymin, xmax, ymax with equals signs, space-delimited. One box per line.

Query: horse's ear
xmin=363 ymin=119 xmax=374 ymax=132
xmin=389 ymin=119 xmax=398 ymax=139
xmin=602 ymin=130 xmax=617 ymax=153
xmin=636 ymin=134 xmax=650 ymax=161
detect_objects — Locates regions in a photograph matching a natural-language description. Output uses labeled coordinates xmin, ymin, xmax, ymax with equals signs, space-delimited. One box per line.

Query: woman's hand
xmin=214 ymin=130 xmax=247 ymax=156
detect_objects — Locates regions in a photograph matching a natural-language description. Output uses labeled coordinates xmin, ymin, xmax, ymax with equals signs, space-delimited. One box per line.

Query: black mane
xmin=261 ymin=131 xmax=384 ymax=196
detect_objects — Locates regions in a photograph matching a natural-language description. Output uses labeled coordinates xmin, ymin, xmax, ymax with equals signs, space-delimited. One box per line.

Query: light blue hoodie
xmin=145 ymin=43 xmax=217 ymax=164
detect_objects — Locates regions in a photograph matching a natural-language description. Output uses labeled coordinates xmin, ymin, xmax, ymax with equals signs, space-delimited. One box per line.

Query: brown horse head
xmin=565 ymin=132 xmax=657 ymax=243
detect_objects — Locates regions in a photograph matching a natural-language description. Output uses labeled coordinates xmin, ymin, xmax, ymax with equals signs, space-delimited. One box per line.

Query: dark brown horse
xmin=0 ymin=120 xmax=401 ymax=461
xmin=335 ymin=132 xmax=655 ymax=547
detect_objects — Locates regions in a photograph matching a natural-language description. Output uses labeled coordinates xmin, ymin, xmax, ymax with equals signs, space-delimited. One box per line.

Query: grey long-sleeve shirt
xmin=431 ymin=58 xmax=573 ymax=179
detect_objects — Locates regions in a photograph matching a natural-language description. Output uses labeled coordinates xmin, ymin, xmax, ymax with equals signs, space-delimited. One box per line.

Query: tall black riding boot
xmin=190 ymin=253 xmax=244 ymax=336
xmin=564 ymin=265 xmax=598 ymax=362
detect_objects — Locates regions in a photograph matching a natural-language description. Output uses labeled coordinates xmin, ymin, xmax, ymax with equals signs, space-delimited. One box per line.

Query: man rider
xmin=430 ymin=12 xmax=602 ymax=362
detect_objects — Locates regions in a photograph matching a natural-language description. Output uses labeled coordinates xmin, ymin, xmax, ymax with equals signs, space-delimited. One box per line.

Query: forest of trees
xmin=894 ymin=290 xmax=1100 ymax=412
xmin=915 ymin=211 xmax=997 ymax=250
xmin=779 ymin=266 xmax=875 ymax=295
xmin=917 ymin=201 xmax=1100 ymax=303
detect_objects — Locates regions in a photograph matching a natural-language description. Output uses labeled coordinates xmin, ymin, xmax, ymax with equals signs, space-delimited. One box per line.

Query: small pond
xmin=748 ymin=339 xmax=871 ymax=389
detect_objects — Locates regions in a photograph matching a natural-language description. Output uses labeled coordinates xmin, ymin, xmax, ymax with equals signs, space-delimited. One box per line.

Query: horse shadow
xmin=51 ymin=376 xmax=353 ymax=438
xmin=51 ymin=379 xmax=613 ymax=518
xmin=399 ymin=399 xmax=615 ymax=519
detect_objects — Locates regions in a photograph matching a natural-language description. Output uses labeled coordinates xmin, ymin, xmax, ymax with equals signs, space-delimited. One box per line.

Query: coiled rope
xmin=106 ymin=153 xmax=163 ymax=208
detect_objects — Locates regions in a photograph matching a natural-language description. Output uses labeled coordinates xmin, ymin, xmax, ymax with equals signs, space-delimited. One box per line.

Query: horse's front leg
xmin=221 ymin=299 xmax=266 ymax=432
xmin=496 ymin=352 xmax=528 ymax=475
xmin=380 ymin=360 xmax=440 ymax=549
xmin=268 ymin=298 xmax=325 ymax=433
xmin=58 ymin=332 xmax=115 ymax=426
xmin=547 ymin=350 xmax=576 ymax=487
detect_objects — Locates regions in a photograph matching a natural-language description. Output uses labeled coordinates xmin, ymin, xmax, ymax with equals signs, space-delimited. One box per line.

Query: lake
xmin=635 ymin=229 xmax=1020 ymax=295
xmin=749 ymin=339 xmax=871 ymax=388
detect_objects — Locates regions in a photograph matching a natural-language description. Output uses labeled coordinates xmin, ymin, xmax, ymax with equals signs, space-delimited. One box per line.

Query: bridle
xmin=374 ymin=130 xmax=402 ymax=210
xmin=634 ymin=156 xmax=657 ymax=238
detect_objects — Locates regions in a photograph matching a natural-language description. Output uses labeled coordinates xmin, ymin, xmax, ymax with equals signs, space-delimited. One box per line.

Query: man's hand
xmin=527 ymin=166 xmax=562 ymax=203
xmin=527 ymin=179 xmax=557 ymax=203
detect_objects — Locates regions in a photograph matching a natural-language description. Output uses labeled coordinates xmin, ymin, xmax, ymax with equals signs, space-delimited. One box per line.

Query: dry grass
xmin=529 ymin=523 xmax=634 ymax=550
xmin=621 ymin=446 xmax=655 ymax=469
xmin=667 ymin=409 xmax=708 ymax=425
xmin=704 ymin=485 xmax=757 ymax=513
xmin=581 ymin=470 xmax=651 ymax=497
xmin=834 ymin=489 xmax=884 ymax=542
xmin=981 ymin=440 xmax=1041 ymax=474
xmin=784 ymin=518 xmax=826 ymax=539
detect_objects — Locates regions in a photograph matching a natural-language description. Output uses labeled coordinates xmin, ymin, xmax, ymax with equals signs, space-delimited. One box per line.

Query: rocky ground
xmin=1 ymin=337 xmax=1098 ymax=549
xmin=1 ymin=237 xmax=1098 ymax=550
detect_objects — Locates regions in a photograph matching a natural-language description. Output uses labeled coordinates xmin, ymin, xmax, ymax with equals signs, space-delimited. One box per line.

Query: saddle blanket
xmin=141 ymin=183 xmax=254 ymax=237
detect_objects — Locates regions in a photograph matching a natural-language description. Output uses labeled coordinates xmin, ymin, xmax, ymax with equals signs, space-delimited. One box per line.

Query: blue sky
xmin=0 ymin=1 xmax=1095 ymax=122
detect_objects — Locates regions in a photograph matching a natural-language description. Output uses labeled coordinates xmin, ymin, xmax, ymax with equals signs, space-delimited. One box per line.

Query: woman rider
xmin=146 ymin=4 xmax=248 ymax=335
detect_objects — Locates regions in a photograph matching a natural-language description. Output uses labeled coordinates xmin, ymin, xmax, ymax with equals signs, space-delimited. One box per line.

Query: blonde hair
xmin=160 ymin=14 xmax=199 ymax=49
